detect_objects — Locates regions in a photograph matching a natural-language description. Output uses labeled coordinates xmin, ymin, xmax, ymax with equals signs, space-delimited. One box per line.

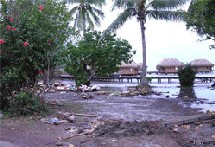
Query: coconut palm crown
xmin=105 ymin=0 xmax=188 ymax=86
xmin=65 ymin=0 xmax=105 ymax=34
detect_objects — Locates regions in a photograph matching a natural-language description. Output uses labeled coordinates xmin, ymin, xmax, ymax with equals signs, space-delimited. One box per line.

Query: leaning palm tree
xmin=65 ymin=0 xmax=105 ymax=34
xmin=105 ymin=0 xmax=188 ymax=86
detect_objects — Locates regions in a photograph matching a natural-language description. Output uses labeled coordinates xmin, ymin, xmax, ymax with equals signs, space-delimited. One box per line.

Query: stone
xmin=68 ymin=116 xmax=75 ymax=123
xmin=77 ymin=128 xmax=83 ymax=134
xmin=56 ymin=142 xmax=64 ymax=146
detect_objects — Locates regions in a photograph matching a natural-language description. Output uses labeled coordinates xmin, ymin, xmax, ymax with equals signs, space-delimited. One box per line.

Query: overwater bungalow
xmin=156 ymin=58 xmax=183 ymax=74
xmin=190 ymin=58 xmax=214 ymax=73
xmin=118 ymin=63 xmax=141 ymax=76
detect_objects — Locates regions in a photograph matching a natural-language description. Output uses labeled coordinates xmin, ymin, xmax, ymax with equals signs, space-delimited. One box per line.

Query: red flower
xmin=0 ymin=39 xmax=5 ymax=45
xmin=9 ymin=17 xmax=14 ymax=22
xmin=6 ymin=25 xmax=12 ymax=30
xmin=38 ymin=5 xmax=44 ymax=11
xmin=23 ymin=41 xmax=29 ymax=47
xmin=11 ymin=27 xmax=16 ymax=31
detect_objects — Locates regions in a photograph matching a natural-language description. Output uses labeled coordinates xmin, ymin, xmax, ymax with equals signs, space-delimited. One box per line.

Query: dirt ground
xmin=0 ymin=91 xmax=215 ymax=147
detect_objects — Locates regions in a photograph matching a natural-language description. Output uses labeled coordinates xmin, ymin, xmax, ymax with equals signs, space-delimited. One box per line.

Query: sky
xmin=97 ymin=1 xmax=215 ymax=71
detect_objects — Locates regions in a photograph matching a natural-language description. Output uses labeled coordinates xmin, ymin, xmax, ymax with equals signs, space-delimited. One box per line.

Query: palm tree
xmin=65 ymin=0 xmax=105 ymax=34
xmin=105 ymin=0 xmax=188 ymax=86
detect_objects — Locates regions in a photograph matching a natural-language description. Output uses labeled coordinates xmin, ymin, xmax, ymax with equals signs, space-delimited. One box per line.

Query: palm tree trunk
xmin=140 ymin=19 xmax=148 ymax=86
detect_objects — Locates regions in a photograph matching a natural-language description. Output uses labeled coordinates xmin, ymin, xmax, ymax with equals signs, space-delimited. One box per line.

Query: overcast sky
xmin=97 ymin=1 xmax=215 ymax=71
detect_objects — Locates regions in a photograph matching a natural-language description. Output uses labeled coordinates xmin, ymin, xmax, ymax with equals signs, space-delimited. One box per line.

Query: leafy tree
xmin=65 ymin=0 xmax=105 ymax=34
xmin=61 ymin=31 xmax=135 ymax=86
xmin=185 ymin=0 xmax=215 ymax=49
xmin=104 ymin=0 xmax=188 ymax=86
xmin=177 ymin=64 xmax=196 ymax=87
xmin=0 ymin=0 xmax=72 ymax=110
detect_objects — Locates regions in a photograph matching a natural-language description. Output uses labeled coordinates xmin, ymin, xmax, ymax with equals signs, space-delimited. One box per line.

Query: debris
xmin=68 ymin=116 xmax=75 ymax=123
xmin=90 ymin=85 xmax=101 ymax=91
xmin=173 ymin=127 xmax=179 ymax=132
xmin=81 ymin=93 xmax=94 ymax=99
xmin=212 ymin=135 xmax=215 ymax=140
xmin=40 ymin=117 xmax=68 ymax=125
xmin=56 ymin=141 xmax=64 ymax=146
xmin=181 ymin=124 xmax=190 ymax=129
xmin=57 ymin=111 xmax=96 ymax=118
xmin=163 ymin=114 xmax=215 ymax=128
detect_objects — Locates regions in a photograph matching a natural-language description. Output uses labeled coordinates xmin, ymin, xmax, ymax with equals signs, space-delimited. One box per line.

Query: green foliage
xmin=8 ymin=91 xmax=49 ymax=116
xmin=0 ymin=0 xmax=72 ymax=110
xmin=177 ymin=64 xmax=196 ymax=87
xmin=185 ymin=0 xmax=215 ymax=49
xmin=66 ymin=0 xmax=105 ymax=33
xmin=61 ymin=31 xmax=135 ymax=86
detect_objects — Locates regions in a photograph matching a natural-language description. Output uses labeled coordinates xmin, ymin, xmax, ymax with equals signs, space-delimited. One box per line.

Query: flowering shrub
xmin=38 ymin=5 xmax=45 ymax=11
xmin=23 ymin=41 xmax=29 ymax=47
xmin=0 ymin=0 xmax=72 ymax=111
xmin=0 ymin=39 xmax=5 ymax=45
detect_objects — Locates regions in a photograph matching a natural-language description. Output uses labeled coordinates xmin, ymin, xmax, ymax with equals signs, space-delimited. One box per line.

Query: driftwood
xmin=45 ymin=129 xmax=96 ymax=145
xmin=72 ymin=113 xmax=97 ymax=117
xmin=46 ymin=120 xmax=102 ymax=145
xmin=163 ymin=114 xmax=215 ymax=128
xmin=57 ymin=111 xmax=96 ymax=118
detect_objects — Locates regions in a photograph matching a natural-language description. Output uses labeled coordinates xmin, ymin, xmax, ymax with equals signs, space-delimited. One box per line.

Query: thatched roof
xmin=190 ymin=59 xmax=214 ymax=66
xmin=120 ymin=62 xmax=141 ymax=69
xmin=157 ymin=58 xmax=183 ymax=67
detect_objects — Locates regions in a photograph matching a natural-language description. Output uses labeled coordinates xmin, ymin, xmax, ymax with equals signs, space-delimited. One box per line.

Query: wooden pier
xmin=92 ymin=76 xmax=215 ymax=84
xmin=59 ymin=74 xmax=215 ymax=84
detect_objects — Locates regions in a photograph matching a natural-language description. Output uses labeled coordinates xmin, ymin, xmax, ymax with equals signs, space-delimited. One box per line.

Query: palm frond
xmin=111 ymin=0 xmax=135 ymax=11
xmin=65 ymin=0 xmax=106 ymax=7
xmin=70 ymin=6 xmax=78 ymax=15
xmin=147 ymin=9 xmax=185 ymax=21
xmin=87 ymin=6 xmax=104 ymax=26
xmin=150 ymin=0 xmax=188 ymax=9
xmin=85 ymin=12 xmax=95 ymax=30
xmin=105 ymin=8 xmax=136 ymax=32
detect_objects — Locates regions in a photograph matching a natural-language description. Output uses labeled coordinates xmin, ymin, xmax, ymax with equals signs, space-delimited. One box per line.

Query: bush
xmin=177 ymin=64 xmax=196 ymax=87
xmin=8 ymin=91 xmax=49 ymax=116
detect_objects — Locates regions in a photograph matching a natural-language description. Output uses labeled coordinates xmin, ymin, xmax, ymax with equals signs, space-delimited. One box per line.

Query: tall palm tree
xmin=65 ymin=0 xmax=105 ymax=34
xmin=105 ymin=0 xmax=188 ymax=86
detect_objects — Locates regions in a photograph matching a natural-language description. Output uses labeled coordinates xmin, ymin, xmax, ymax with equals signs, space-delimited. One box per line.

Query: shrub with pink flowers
xmin=0 ymin=0 xmax=72 ymax=111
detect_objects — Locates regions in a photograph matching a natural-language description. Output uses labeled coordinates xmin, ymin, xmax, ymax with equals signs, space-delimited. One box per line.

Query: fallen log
xmin=163 ymin=114 xmax=215 ymax=128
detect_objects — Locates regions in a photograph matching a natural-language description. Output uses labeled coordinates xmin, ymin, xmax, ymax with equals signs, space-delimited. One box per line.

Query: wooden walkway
xmin=59 ymin=74 xmax=215 ymax=84
xmin=92 ymin=76 xmax=215 ymax=84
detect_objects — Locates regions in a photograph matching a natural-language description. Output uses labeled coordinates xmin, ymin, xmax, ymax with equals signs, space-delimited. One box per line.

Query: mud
xmin=0 ymin=91 xmax=214 ymax=147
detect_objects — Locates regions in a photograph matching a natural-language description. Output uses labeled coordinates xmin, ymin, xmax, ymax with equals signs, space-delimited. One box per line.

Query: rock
xmin=81 ymin=93 xmax=94 ymax=99
xmin=56 ymin=141 xmax=64 ymax=146
xmin=211 ymin=83 xmax=215 ymax=87
xmin=40 ymin=118 xmax=48 ymax=123
xmin=173 ymin=127 xmax=179 ymax=132
xmin=49 ymin=117 xmax=60 ymax=125
xmin=68 ymin=144 xmax=75 ymax=147
xmin=212 ymin=134 xmax=215 ymax=140
xmin=68 ymin=116 xmax=75 ymax=123
xmin=77 ymin=128 xmax=83 ymax=134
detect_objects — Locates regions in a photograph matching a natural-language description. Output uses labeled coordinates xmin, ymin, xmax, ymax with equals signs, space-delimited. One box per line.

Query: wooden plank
xmin=163 ymin=114 xmax=215 ymax=128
